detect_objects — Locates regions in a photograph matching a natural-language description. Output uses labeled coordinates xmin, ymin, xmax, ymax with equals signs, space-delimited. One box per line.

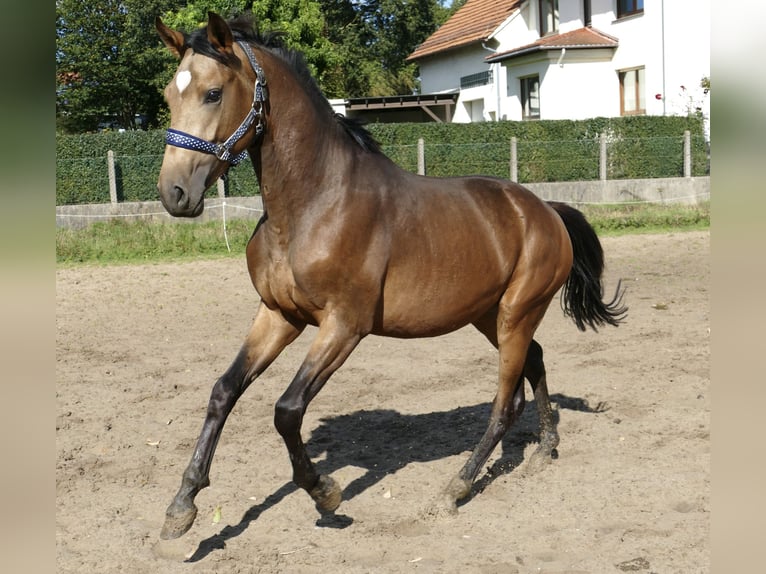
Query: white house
xmin=406 ymin=0 xmax=710 ymax=131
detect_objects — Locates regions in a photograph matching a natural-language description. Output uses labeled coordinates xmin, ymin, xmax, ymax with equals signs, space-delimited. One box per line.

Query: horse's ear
xmin=155 ymin=17 xmax=186 ymax=59
xmin=206 ymin=12 xmax=236 ymax=61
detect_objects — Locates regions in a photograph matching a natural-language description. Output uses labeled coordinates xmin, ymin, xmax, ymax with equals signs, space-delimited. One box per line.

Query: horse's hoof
xmin=152 ymin=537 xmax=197 ymax=561
xmin=310 ymin=475 xmax=342 ymax=512
xmin=160 ymin=502 xmax=198 ymax=540
xmin=525 ymin=444 xmax=558 ymax=476
xmin=444 ymin=476 xmax=472 ymax=502
xmin=525 ymin=451 xmax=551 ymax=475
xmin=422 ymin=494 xmax=459 ymax=520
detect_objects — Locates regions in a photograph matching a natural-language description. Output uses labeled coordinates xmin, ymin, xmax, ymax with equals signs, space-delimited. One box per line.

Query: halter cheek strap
xmin=165 ymin=41 xmax=268 ymax=166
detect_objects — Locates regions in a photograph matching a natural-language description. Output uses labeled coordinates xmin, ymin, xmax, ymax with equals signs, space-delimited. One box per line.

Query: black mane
xmin=185 ymin=14 xmax=381 ymax=154
xmin=185 ymin=14 xmax=284 ymax=62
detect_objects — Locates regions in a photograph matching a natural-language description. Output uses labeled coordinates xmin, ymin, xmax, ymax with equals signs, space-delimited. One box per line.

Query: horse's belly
xmin=376 ymin=274 xmax=504 ymax=338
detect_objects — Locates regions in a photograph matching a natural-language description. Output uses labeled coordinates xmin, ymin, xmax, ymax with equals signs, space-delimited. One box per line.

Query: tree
xmin=56 ymin=0 xmax=177 ymax=133
xmin=316 ymin=0 xmax=376 ymax=97
xmin=159 ymin=0 xmax=347 ymax=96
xmin=55 ymin=0 xmax=453 ymax=133
xmin=160 ymin=0 xmax=449 ymax=97
xmin=318 ymin=0 xmax=449 ymax=97
xmin=359 ymin=0 xmax=446 ymax=95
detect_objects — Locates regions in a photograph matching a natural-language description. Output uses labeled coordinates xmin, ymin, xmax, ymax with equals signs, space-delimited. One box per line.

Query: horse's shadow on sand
xmin=186 ymin=393 xmax=606 ymax=562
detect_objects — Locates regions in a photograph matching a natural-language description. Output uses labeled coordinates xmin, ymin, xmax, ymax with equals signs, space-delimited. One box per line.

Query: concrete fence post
xmin=510 ymin=136 xmax=518 ymax=182
xmin=417 ymin=138 xmax=425 ymax=175
xmin=217 ymin=178 xmax=226 ymax=198
xmin=683 ymin=130 xmax=691 ymax=178
xmin=599 ymin=133 xmax=607 ymax=181
xmin=107 ymin=150 xmax=118 ymax=204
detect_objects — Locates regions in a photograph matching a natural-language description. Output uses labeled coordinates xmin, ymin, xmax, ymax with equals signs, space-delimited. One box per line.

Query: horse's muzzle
xmin=157 ymin=183 xmax=205 ymax=217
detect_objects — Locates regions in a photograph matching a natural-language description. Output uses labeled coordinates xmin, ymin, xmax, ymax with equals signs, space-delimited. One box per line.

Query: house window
xmin=460 ymin=70 xmax=493 ymax=89
xmin=539 ymin=0 xmax=559 ymax=36
xmin=619 ymin=67 xmax=645 ymax=115
xmin=617 ymin=0 xmax=643 ymax=18
xmin=521 ymin=75 xmax=540 ymax=120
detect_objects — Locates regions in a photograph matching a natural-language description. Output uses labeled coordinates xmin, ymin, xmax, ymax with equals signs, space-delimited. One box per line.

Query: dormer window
xmin=540 ymin=0 xmax=559 ymax=36
xmin=617 ymin=0 xmax=643 ymax=19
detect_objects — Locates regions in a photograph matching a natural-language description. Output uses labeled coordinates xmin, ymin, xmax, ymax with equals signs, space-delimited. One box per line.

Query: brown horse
xmin=155 ymin=12 xmax=626 ymax=540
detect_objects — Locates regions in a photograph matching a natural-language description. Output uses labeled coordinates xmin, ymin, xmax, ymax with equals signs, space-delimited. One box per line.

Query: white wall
xmin=416 ymin=0 xmax=709 ymax=129
xmin=541 ymin=53 xmax=622 ymax=119
xmin=607 ymin=0 xmax=710 ymax=124
xmin=418 ymin=45 xmax=491 ymax=94
xmin=558 ymin=0 xmax=586 ymax=31
xmin=502 ymin=1 xmax=708 ymax=123
xmin=492 ymin=2 xmax=537 ymax=49
xmin=656 ymin=0 xmax=711 ymax=120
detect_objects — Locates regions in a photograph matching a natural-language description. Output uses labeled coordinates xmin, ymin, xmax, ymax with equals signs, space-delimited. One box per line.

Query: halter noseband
xmin=165 ymin=41 xmax=268 ymax=166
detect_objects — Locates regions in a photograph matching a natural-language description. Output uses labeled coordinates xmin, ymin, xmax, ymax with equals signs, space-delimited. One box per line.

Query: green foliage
xmin=369 ymin=115 xmax=708 ymax=182
xmin=53 ymin=0 xmax=482 ymax=133
xmin=58 ymin=131 xmax=162 ymax=204
xmin=359 ymin=0 xmax=445 ymax=95
xmin=581 ymin=201 xmax=710 ymax=235
xmin=56 ymin=0 xmax=178 ymax=133
xmin=56 ymin=218 xmax=257 ymax=264
xmin=160 ymin=0 xmax=345 ymax=94
xmin=56 ymin=129 xmax=259 ymax=204
xmin=56 ymin=115 xmax=707 ymax=205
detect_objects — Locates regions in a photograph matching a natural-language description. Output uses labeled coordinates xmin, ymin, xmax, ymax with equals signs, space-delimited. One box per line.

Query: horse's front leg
xmin=160 ymin=304 xmax=304 ymax=540
xmin=273 ymin=314 xmax=363 ymax=513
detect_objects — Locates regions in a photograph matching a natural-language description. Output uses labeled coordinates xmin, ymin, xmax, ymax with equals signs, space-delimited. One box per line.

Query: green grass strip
xmin=56 ymin=201 xmax=709 ymax=266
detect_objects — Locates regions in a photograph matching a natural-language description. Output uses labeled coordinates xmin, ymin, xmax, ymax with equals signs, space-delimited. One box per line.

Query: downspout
xmin=557 ymin=47 xmax=566 ymax=67
xmin=482 ymin=42 xmax=502 ymax=121
xmin=481 ymin=1 xmax=526 ymax=121
xmin=661 ymin=0 xmax=667 ymax=115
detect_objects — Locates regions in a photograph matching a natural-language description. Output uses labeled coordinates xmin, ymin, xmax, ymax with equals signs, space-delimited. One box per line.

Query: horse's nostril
xmin=173 ymin=185 xmax=189 ymax=210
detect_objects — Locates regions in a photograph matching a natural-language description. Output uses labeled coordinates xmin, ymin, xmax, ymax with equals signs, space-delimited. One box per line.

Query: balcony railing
xmin=460 ymin=70 xmax=493 ymax=89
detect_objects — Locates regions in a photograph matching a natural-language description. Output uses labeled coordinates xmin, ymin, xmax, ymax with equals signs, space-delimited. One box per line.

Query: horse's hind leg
xmin=160 ymin=304 xmax=304 ymax=540
xmin=472 ymin=317 xmax=559 ymax=473
xmin=524 ymin=339 xmax=560 ymax=474
xmin=443 ymin=301 xmax=550 ymax=510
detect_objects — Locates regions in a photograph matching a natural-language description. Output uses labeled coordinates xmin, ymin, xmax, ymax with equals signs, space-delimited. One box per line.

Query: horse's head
xmin=155 ymin=13 xmax=266 ymax=217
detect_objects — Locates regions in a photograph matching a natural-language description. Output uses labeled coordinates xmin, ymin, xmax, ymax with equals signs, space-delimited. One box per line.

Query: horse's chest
xmin=249 ymin=255 xmax=294 ymax=305
xmin=247 ymin=243 xmax=319 ymax=320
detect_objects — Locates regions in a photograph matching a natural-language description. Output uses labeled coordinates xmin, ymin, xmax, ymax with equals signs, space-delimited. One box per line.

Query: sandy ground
xmin=56 ymin=230 xmax=709 ymax=573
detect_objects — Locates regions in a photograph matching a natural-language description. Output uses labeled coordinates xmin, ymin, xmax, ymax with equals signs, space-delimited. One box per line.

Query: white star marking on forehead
xmin=175 ymin=70 xmax=192 ymax=94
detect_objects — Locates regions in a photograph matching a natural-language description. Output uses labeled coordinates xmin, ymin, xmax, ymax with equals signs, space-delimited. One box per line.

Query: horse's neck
xmin=247 ymin=51 xmax=399 ymax=227
xmin=252 ymin=112 xmax=356 ymax=221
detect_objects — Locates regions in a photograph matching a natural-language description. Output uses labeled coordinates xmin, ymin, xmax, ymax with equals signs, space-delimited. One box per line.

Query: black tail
xmin=548 ymin=202 xmax=627 ymax=332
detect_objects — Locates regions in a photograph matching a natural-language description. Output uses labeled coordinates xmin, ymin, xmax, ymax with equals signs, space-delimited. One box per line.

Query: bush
xmin=56 ymin=115 xmax=707 ymax=205
xmin=371 ymin=115 xmax=707 ymax=182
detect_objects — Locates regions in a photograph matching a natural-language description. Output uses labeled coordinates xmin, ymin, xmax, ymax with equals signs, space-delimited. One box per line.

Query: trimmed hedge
xmin=370 ymin=115 xmax=708 ymax=181
xmin=56 ymin=115 xmax=707 ymax=205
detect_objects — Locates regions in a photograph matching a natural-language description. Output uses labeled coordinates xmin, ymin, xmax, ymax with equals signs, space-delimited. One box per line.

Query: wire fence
xmin=55 ymin=133 xmax=709 ymax=206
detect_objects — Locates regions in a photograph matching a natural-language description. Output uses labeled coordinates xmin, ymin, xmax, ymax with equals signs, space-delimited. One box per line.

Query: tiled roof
xmin=486 ymin=27 xmax=619 ymax=62
xmin=406 ymin=0 xmax=522 ymax=62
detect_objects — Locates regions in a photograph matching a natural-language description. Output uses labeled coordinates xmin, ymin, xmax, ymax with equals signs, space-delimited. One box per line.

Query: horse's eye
xmin=205 ymin=89 xmax=222 ymax=104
